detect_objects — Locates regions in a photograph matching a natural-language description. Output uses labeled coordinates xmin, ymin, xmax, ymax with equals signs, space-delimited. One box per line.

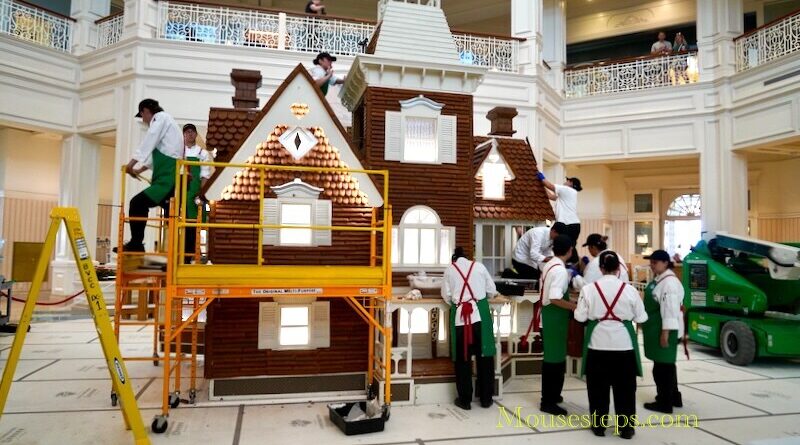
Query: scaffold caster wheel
xmin=110 ymin=391 xmax=118 ymax=407
xmin=151 ymin=416 xmax=168 ymax=434
xmin=169 ymin=393 xmax=181 ymax=409
xmin=153 ymin=353 xmax=159 ymax=367
xmin=189 ymin=389 xmax=197 ymax=405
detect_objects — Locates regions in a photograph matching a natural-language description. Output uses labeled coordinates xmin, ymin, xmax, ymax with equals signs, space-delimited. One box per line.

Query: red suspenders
xmin=594 ymin=282 xmax=626 ymax=322
xmin=453 ymin=261 xmax=477 ymax=358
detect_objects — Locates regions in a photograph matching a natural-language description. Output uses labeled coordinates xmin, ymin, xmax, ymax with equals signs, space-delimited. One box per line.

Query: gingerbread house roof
xmin=204 ymin=64 xmax=383 ymax=207
xmin=473 ymin=136 xmax=554 ymax=221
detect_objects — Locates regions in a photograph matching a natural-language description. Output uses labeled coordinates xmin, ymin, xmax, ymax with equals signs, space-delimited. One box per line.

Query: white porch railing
xmin=735 ymin=10 xmax=800 ymax=72
xmin=157 ymin=1 xmax=373 ymax=56
xmin=565 ymin=52 xmax=700 ymax=98
xmin=453 ymin=32 xmax=519 ymax=73
xmin=0 ymin=0 xmax=73 ymax=52
xmin=95 ymin=12 xmax=123 ymax=49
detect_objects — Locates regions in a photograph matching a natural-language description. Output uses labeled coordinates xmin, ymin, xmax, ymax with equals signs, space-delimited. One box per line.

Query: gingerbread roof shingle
xmin=473 ymin=136 xmax=555 ymax=221
xmin=206 ymin=108 xmax=259 ymax=161
xmin=219 ymin=125 xmax=369 ymax=206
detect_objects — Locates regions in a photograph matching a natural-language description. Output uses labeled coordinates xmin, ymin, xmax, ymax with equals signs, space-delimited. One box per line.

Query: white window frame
xmin=475 ymin=221 xmax=542 ymax=278
xmin=278 ymin=201 xmax=313 ymax=246
xmin=258 ymin=301 xmax=330 ymax=350
xmin=278 ymin=304 xmax=311 ymax=347
xmin=263 ymin=178 xmax=332 ymax=247
xmin=392 ymin=205 xmax=455 ymax=270
xmin=384 ymin=95 xmax=457 ymax=165
xmin=475 ymin=139 xmax=514 ymax=201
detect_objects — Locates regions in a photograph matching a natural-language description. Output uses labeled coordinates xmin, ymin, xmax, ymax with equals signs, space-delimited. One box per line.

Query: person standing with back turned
xmin=537 ymin=171 xmax=582 ymax=264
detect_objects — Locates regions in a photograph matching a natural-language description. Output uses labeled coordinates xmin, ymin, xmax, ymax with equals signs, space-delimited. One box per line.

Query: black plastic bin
xmin=328 ymin=401 xmax=389 ymax=435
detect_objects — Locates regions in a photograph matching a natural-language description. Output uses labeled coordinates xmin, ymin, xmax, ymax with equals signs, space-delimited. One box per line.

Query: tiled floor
xmin=1 ymin=318 xmax=799 ymax=444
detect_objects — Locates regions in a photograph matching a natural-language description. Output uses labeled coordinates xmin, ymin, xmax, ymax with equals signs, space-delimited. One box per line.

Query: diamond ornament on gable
xmin=279 ymin=126 xmax=318 ymax=160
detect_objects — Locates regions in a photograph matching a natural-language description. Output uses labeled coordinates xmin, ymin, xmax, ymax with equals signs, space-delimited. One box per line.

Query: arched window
xmin=666 ymin=193 xmax=701 ymax=218
xmin=664 ymin=193 xmax=701 ymax=258
xmin=392 ymin=206 xmax=455 ymax=267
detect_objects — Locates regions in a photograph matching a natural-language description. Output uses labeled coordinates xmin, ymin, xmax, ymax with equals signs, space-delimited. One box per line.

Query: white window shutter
xmin=313 ymin=200 xmax=332 ymax=246
xmin=262 ymin=199 xmax=279 ymax=246
xmin=258 ymin=302 xmax=279 ymax=349
xmin=438 ymin=115 xmax=457 ymax=164
xmin=385 ymin=111 xmax=402 ymax=161
xmin=312 ymin=301 xmax=331 ymax=348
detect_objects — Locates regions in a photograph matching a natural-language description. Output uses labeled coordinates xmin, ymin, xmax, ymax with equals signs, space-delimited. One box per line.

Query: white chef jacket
xmin=554 ymin=184 xmax=580 ymax=225
xmin=309 ymin=65 xmax=341 ymax=87
xmin=575 ymin=275 xmax=648 ymax=350
xmin=184 ymin=145 xmax=212 ymax=179
xmin=540 ymin=257 xmax=569 ymax=306
xmin=442 ymin=257 xmax=497 ymax=326
xmin=133 ymin=111 xmax=183 ymax=164
xmin=512 ymin=227 xmax=552 ymax=269
xmin=572 ymin=250 xmax=630 ymax=289
xmin=652 ymin=269 xmax=685 ymax=337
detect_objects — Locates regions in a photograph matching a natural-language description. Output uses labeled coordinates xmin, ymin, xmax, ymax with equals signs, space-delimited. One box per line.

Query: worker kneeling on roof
xmin=642 ymin=249 xmax=686 ymax=414
xmin=119 ymin=99 xmax=183 ymax=252
xmin=575 ymin=250 xmax=647 ymax=439
xmin=509 ymin=222 xmax=568 ymax=280
xmin=441 ymin=247 xmax=497 ymax=411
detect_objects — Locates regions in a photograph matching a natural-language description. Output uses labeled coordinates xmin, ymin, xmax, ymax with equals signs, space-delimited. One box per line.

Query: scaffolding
xmin=116 ymin=160 xmax=393 ymax=433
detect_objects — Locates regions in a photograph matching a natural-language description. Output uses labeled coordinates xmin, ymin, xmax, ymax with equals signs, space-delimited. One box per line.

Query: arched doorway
xmin=663 ymin=193 xmax=702 ymax=258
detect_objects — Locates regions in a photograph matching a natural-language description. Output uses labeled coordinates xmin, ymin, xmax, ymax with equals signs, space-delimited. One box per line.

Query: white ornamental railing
xmin=453 ymin=32 xmax=519 ymax=73
xmin=735 ymin=10 xmax=800 ymax=72
xmin=565 ymin=52 xmax=699 ymax=98
xmin=157 ymin=1 xmax=373 ymax=56
xmin=0 ymin=0 xmax=73 ymax=52
xmin=95 ymin=12 xmax=123 ymax=49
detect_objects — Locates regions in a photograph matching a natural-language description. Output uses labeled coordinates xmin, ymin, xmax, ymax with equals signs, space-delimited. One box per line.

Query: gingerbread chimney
xmin=486 ymin=107 xmax=518 ymax=137
xmin=230 ymin=69 xmax=262 ymax=108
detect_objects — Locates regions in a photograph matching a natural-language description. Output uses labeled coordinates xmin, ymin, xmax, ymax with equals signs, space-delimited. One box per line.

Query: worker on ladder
xmin=181 ymin=123 xmax=212 ymax=263
xmin=118 ymin=99 xmax=183 ymax=252
xmin=642 ymin=249 xmax=685 ymax=414
xmin=442 ymin=247 xmax=497 ymax=411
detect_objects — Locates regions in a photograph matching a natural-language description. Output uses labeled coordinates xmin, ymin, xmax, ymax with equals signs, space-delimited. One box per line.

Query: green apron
xmin=541 ymin=291 xmax=570 ymax=363
xmin=581 ymin=322 xmax=643 ymax=377
xmin=319 ymin=80 xmax=329 ymax=95
xmin=143 ymin=149 xmax=177 ymax=204
xmin=642 ymin=280 xmax=679 ymax=363
xmin=449 ymin=298 xmax=496 ymax=360
xmin=184 ymin=155 xmax=206 ymax=222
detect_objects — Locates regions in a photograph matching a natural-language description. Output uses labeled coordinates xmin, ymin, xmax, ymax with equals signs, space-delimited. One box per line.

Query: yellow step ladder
xmin=0 ymin=207 xmax=150 ymax=445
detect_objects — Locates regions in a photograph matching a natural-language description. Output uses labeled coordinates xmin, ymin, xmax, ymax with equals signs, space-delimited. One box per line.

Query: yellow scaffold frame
xmin=119 ymin=160 xmax=394 ymax=433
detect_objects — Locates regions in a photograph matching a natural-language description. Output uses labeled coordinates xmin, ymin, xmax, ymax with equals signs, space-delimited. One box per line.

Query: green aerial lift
xmin=682 ymin=232 xmax=800 ymax=366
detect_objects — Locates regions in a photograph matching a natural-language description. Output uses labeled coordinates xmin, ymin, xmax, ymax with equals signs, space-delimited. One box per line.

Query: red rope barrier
xmin=2 ymin=290 xmax=86 ymax=306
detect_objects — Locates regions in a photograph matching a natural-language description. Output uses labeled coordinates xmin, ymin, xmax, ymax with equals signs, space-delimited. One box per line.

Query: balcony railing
xmin=0 ymin=0 xmax=73 ymax=52
xmin=735 ymin=8 xmax=800 ymax=72
xmin=564 ymin=52 xmax=699 ymax=98
xmin=453 ymin=32 xmax=519 ymax=73
xmin=95 ymin=12 xmax=123 ymax=49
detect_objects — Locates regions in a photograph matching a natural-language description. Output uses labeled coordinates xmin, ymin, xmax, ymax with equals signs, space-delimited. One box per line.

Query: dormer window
xmin=263 ymin=178 xmax=332 ymax=247
xmin=476 ymin=139 xmax=514 ymax=200
xmin=384 ymin=95 xmax=457 ymax=164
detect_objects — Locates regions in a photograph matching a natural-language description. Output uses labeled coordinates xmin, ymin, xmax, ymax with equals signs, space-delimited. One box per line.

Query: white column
xmin=70 ymin=0 xmax=111 ymax=55
xmin=123 ymin=0 xmax=159 ymax=40
xmin=541 ymin=0 xmax=567 ymax=91
xmin=51 ymin=135 xmax=101 ymax=296
xmin=696 ymin=0 xmax=743 ymax=81
xmin=700 ymin=118 xmax=748 ymax=237
xmin=511 ymin=0 xmax=543 ymax=75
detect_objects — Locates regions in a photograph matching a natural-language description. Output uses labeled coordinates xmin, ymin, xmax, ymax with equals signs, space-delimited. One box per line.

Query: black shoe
xmin=540 ymin=403 xmax=567 ymax=416
xmin=112 ymin=242 xmax=145 ymax=253
xmin=644 ymin=401 xmax=672 ymax=414
xmin=454 ymin=398 xmax=471 ymax=410
xmin=591 ymin=427 xmax=605 ymax=437
xmin=480 ymin=401 xmax=493 ymax=408
xmin=620 ymin=429 xmax=635 ymax=440
xmin=557 ymin=395 xmax=564 ymax=403
xmin=673 ymin=392 xmax=683 ymax=408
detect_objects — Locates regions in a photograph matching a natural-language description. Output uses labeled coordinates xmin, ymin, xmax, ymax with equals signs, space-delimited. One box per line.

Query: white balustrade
xmin=95 ymin=13 xmax=123 ymax=49
xmin=452 ymin=32 xmax=519 ymax=73
xmin=0 ymin=0 xmax=73 ymax=52
xmin=735 ymin=11 xmax=800 ymax=72
xmin=565 ymin=52 xmax=700 ymax=98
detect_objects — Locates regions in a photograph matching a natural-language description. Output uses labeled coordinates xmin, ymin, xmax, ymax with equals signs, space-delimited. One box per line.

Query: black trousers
xmin=653 ymin=362 xmax=680 ymax=406
xmin=541 ymin=361 xmax=566 ymax=405
xmin=128 ymin=190 xmax=173 ymax=246
xmin=454 ymin=321 xmax=495 ymax=406
xmin=586 ymin=349 xmax=637 ymax=432
xmin=512 ymin=259 xmax=541 ymax=280
xmin=564 ymin=223 xmax=581 ymax=264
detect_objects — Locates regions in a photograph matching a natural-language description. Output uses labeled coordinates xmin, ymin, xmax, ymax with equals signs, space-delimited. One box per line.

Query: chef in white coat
xmin=573 ymin=234 xmax=630 ymax=289
xmin=511 ymin=222 xmax=567 ymax=279
xmin=537 ymin=173 xmax=582 ymax=264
